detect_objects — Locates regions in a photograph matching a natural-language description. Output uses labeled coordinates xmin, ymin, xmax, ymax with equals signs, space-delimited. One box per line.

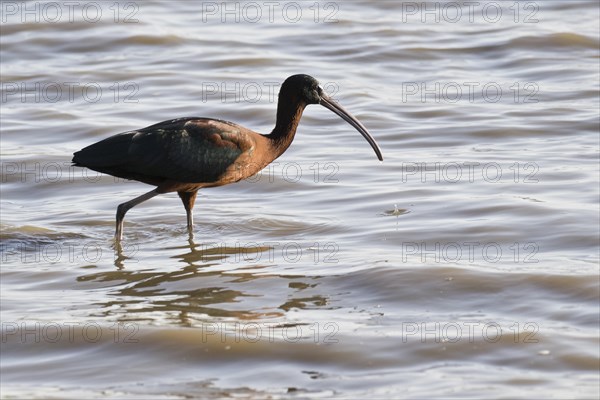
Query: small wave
xmin=508 ymin=32 xmax=599 ymax=51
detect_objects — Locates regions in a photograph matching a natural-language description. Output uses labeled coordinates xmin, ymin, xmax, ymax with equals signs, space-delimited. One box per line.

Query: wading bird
xmin=73 ymin=74 xmax=383 ymax=241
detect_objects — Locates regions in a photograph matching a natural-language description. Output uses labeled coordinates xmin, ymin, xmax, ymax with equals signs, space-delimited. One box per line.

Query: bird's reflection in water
xmin=113 ymin=240 xmax=135 ymax=270
xmin=171 ymin=237 xmax=275 ymax=266
xmin=80 ymin=239 xmax=332 ymax=327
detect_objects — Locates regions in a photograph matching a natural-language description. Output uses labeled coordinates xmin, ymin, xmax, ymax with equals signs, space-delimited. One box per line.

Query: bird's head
xmin=281 ymin=74 xmax=322 ymax=105
xmin=281 ymin=74 xmax=383 ymax=161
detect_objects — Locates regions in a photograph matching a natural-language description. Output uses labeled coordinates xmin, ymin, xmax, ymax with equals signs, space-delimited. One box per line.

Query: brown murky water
xmin=1 ymin=1 xmax=599 ymax=398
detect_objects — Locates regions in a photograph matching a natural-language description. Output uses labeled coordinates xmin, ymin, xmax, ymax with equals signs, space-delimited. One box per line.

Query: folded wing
xmin=73 ymin=117 xmax=248 ymax=185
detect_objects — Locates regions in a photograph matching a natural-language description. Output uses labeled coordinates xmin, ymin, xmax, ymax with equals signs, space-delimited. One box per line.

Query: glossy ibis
xmin=73 ymin=74 xmax=383 ymax=241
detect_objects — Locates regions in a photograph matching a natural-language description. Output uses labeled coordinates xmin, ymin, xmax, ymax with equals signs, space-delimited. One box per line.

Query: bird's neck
xmin=266 ymin=97 xmax=307 ymax=159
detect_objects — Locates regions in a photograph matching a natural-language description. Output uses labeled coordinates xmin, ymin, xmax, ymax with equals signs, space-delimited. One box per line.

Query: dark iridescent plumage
xmin=73 ymin=74 xmax=383 ymax=241
xmin=74 ymin=118 xmax=245 ymax=186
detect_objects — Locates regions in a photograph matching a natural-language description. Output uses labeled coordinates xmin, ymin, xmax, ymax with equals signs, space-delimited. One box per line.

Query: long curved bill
xmin=319 ymin=94 xmax=383 ymax=161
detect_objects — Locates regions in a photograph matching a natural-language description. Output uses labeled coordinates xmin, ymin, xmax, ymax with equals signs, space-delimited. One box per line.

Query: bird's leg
xmin=177 ymin=191 xmax=198 ymax=235
xmin=115 ymin=189 xmax=161 ymax=241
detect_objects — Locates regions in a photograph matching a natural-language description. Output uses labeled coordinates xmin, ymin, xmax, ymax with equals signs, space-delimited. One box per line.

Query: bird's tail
xmin=72 ymin=132 xmax=135 ymax=168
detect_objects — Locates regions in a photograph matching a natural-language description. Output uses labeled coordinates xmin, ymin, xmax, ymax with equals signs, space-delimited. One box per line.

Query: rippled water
xmin=1 ymin=1 xmax=599 ymax=398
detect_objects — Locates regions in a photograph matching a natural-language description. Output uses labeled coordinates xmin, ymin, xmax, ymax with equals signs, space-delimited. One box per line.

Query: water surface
xmin=1 ymin=1 xmax=599 ymax=398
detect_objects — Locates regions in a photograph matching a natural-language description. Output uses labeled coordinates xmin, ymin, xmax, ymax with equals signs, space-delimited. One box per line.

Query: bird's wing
xmin=73 ymin=117 xmax=251 ymax=184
